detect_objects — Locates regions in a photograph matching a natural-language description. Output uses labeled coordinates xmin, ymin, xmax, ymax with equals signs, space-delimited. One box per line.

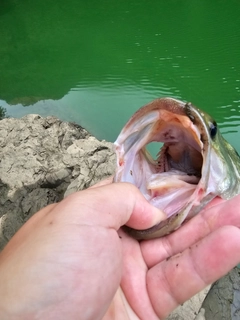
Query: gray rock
xmin=0 ymin=115 xmax=115 ymax=249
xmin=166 ymin=287 xmax=210 ymax=320
xmin=64 ymin=137 xmax=115 ymax=197
xmin=202 ymin=267 xmax=240 ymax=320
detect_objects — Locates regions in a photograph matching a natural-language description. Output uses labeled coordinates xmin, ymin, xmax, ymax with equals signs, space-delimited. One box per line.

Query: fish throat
xmin=156 ymin=137 xmax=203 ymax=177
xmin=134 ymin=107 xmax=205 ymax=220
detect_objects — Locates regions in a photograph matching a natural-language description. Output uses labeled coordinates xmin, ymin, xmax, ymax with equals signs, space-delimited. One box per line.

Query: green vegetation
xmin=0 ymin=107 xmax=8 ymax=120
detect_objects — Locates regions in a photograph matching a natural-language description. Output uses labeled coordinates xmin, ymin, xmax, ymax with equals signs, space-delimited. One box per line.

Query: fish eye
xmin=209 ymin=120 xmax=217 ymax=139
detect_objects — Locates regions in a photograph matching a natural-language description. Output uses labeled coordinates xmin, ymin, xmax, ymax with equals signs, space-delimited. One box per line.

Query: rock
xmin=202 ymin=267 xmax=240 ymax=320
xmin=64 ymin=137 xmax=115 ymax=197
xmin=166 ymin=286 xmax=210 ymax=320
xmin=0 ymin=115 xmax=115 ymax=249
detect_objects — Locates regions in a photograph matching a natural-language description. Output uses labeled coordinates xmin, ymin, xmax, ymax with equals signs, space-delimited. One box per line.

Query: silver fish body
xmin=114 ymin=98 xmax=240 ymax=239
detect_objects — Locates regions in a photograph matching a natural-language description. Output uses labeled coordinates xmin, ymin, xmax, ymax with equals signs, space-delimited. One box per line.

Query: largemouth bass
xmin=114 ymin=97 xmax=240 ymax=240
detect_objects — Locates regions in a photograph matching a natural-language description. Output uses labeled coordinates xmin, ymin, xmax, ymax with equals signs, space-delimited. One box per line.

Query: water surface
xmin=0 ymin=0 xmax=240 ymax=153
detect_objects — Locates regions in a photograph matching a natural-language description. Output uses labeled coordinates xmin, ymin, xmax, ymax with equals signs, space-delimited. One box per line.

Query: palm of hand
xmin=105 ymin=196 xmax=240 ymax=320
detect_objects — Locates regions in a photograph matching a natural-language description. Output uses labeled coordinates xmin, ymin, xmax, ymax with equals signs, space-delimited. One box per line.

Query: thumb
xmin=55 ymin=182 xmax=166 ymax=231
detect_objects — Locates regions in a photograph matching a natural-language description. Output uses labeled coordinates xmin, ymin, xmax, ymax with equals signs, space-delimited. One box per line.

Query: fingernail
xmin=151 ymin=207 xmax=167 ymax=226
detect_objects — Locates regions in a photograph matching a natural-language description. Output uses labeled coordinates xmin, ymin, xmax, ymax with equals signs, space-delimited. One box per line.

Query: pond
xmin=1 ymin=0 xmax=240 ymax=153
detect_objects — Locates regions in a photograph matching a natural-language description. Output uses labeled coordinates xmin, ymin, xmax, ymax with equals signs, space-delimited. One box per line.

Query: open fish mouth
xmin=114 ymin=97 xmax=240 ymax=239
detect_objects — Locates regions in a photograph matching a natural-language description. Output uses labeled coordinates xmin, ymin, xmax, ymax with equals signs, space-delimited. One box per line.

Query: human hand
xmin=114 ymin=195 xmax=240 ymax=319
xmin=0 ymin=179 xmax=164 ymax=320
xmin=0 ymin=179 xmax=240 ymax=320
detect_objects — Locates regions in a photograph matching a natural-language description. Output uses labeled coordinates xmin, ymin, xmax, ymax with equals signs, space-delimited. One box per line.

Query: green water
xmin=1 ymin=0 xmax=240 ymax=153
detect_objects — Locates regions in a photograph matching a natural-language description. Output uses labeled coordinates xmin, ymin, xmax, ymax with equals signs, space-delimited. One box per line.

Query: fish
xmin=114 ymin=97 xmax=240 ymax=240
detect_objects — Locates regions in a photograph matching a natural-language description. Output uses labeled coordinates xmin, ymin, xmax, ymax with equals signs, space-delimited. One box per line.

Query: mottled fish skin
xmin=114 ymin=98 xmax=240 ymax=240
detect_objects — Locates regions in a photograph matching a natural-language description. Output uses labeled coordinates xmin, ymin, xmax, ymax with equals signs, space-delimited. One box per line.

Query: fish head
xmin=114 ymin=98 xmax=240 ymax=239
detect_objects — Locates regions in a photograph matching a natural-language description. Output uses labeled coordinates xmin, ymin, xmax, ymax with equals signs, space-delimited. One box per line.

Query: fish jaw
xmin=114 ymin=97 xmax=240 ymax=240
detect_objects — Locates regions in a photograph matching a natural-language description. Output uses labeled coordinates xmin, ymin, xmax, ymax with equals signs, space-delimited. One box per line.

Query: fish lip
xmin=114 ymin=97 xmax=214 ymax=239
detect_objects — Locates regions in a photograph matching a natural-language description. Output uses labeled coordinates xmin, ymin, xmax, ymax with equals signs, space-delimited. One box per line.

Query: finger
xmin=147 ymin=225 xmax=240 ymax=319
xmin=141 ymin=195 xmax=239 ymax=267
xmin=119 ymin=229 xmax=160 ymax=320
xmin=52 ymin=182 xmax=166 ymax=231
xmin=89 ymin=176 xmax=113 ymax=188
